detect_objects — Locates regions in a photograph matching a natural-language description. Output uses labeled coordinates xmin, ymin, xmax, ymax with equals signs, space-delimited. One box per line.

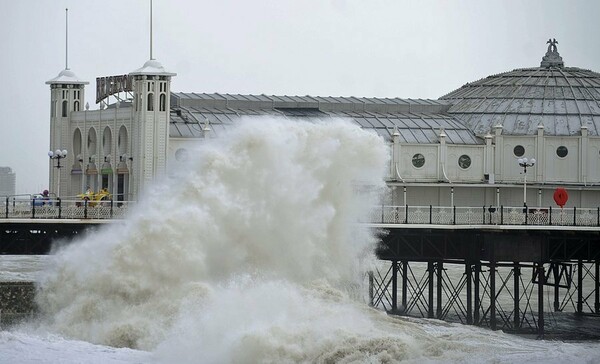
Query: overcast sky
xmin=1 ymin=0 xmax=599 ymax=194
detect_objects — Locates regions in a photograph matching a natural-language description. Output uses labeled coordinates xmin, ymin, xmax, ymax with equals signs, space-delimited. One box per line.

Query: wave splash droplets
xmin=28 ymin=119 xmax=600 ymax=363
xmin=35 ymin=119 xmax=391 ymax=356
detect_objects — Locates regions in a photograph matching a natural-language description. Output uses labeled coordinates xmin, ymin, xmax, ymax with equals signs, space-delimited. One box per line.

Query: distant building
xmin=0 ymin=167 xmax=16 ymax=197
xmin=46 ymin=39 xmax=600 ymax=208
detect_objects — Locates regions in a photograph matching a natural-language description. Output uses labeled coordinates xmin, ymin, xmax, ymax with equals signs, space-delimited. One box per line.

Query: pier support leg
xmin=474 ymin=263 xmax=480 ymax=325
xmin=513 ymin=262 xmax=520 ymax=331
xmin=490 ymin=261 xmax=496 ymax=330
xmin=578 ymin=259 xmax=583 ymax=314
xmin=368 ymin=271 xmax=374 ymax=307
xmin=594 ymin=260 xmax=600 ymax=314
xmin=466 ymin=263 xmax=472 ymax=325
xmin=391 ymin=260 xmax=398 ymax=313
xmin=401 ymin=261 xmax=408 ymax=313
xmin=538 ymin=263 xmax=545 ymax=339
xmin=428 ymin=261 xmax=434 ymax=319
xmin=437 ymin=261 xmax=443 ymax=319
xmin=553 ymin=264 xmax=560 ymax=312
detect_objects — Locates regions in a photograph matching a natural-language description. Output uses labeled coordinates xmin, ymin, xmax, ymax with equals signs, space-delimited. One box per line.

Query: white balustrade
xmin=367 ymin=205 xmax=600 ymax=227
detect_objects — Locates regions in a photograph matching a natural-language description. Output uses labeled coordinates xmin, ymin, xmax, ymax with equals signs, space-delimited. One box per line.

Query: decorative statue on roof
xmin=541 ymin=38 xmax=564 ymax=68
xmin=546 ymin=38 xmax=558 ymax=54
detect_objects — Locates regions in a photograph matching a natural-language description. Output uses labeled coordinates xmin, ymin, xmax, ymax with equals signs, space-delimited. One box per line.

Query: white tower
xmin=128 ymin=1 xmax=176 ymax=199
xmin=129 ymin=61 xmax=175 ymax=198
xmin=46 ymin=9 xmax=88 ymax=197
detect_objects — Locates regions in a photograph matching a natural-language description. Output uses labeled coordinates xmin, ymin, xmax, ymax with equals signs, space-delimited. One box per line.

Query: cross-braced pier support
xmin=370 ymin=259 xmax=600 ymax=338
xmin=371 ymin=227 xmax=600 ymax=338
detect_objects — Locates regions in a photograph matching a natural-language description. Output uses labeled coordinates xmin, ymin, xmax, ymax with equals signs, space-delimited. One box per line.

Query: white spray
xmin=31 ymin=118 xmax=600 ymax=363
xmin=35 ymin=119 xmax=389 ymax=352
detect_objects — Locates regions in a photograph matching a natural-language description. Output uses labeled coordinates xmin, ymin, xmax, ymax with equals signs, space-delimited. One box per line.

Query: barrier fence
xmin=370 ymin=205 xmax=600 ymax=227
xmin=2 ymin=197 xmax=133 ymax=220
xmin=3 ymin=197 xmax=600 ymax=227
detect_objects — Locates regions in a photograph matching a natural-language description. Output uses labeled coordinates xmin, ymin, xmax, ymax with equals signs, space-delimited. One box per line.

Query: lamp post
xmin=518 ymin=157 xmax=536 ymax=212
xmin=48 ymin=149 xmax=68 ymax=198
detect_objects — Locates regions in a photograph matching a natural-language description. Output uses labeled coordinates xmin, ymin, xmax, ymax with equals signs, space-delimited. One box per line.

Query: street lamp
xmin=518 ymin=157 xmax=536 ymax=212
xmin=48 ymin=149 xmax=68 ymax=198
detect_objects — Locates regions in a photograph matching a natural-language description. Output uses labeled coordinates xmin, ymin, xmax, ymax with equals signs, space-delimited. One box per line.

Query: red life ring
xmin=553 ymin=188 xmax=568 ymax=208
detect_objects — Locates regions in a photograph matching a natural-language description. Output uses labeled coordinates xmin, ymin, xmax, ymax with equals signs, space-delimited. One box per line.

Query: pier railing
xmin=3 ymin=198 xmax=600 ymax=227
xmin=2 ymin=198 xmax=133 ymax=220
xmin=370 ymin=205 xmax=600 ymax=227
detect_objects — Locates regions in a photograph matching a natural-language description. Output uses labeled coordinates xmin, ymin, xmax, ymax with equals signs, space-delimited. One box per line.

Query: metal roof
xmin=172 ymin=92 xmax=452 ymax=114
xmin=440 ymin=42 xmax=600 ymax=136
xmin=169 ymin=101 xmax=481 ymax=144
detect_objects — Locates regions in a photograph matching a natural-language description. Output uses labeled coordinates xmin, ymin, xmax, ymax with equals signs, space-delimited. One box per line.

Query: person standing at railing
xmin=41 ymin=190 xmax=50 ymax=206
xmin=33 ymin=190 xmax=52 ymax=207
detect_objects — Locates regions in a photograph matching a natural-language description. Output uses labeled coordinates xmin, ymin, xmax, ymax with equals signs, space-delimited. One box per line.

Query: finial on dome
xmin=541 ymin=38 xmax=564 ymax=68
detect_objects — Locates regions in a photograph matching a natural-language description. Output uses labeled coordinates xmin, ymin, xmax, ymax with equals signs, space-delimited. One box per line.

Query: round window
xmin=412 ymin=153 xmax=425 ymax=168
xmin=458 ymin=155 xmax=471 ymax=169
xmin=175 ymin=148 xmax=189 ymax=162
xmin=513 ymin=145 xmax=525 ymax=157
xmin=556 ymin=146 xmax=568 ymax=158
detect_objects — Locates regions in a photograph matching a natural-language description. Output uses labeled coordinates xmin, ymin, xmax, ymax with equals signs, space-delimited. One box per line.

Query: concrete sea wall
xmin=0 ymin=281 xmax=36 ymax=327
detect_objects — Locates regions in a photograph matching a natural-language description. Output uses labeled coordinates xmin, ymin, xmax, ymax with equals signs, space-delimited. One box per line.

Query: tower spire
xmin=65 ymin=8 xmax=69 ymax=70
xmin=150 ymin=0 xmax=153 ymax=60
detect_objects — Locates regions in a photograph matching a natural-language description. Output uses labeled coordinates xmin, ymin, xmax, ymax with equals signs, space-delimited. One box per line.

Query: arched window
xmin=62 ymin=100 xmax=68 ymax=117
xmin=73 ymin=128 xmax=82 ymax=157
xmin=73 ymin=128 xmax=83 ymax=169
xmin=87 ymin=127 xmax=97 ymax=163
xmin=118 ymin=125 xmax=128 ymax=156
xmin=159 ymin=93 xmax=166 ymax=111
xmin=74 ymin=100 xmax=80 ymax=112
xmin=147 ymin=93 xmax=154 ymax=111
xmin=103 ymin=126 xmax=112 ymax=157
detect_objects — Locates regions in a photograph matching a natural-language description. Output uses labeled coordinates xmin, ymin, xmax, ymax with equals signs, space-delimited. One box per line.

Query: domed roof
xmin=440 ymin=40 xmax=600 ymax=136
xmin=129 ymin=59 xmax=176 ymax=76
xmin=46 ymin=68 xmax=89 ymax=85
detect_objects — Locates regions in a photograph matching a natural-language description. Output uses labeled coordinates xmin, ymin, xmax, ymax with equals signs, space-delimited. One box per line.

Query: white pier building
xmin=46 ymin=38 xmax=600 ymax=208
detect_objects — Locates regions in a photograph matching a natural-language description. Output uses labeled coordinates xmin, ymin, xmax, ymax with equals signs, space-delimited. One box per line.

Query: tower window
xmin=159 ymin=93 xmax=166 ymax=111
xmin=62 ymin=100 xmax=68 ymax=117
xmin=147 ymin=93 xmax=154 ymax=111
xmin=74 ymin=100 xmax=80 ymax=112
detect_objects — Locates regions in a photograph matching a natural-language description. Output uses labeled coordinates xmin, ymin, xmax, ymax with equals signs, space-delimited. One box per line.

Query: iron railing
xmin=2 ymin=197 xmax=133 ymax=220
xmin=3 ymin=198 xmax=599 ymax=227
xmin=370 ymin=205 xmax=600 ymax=227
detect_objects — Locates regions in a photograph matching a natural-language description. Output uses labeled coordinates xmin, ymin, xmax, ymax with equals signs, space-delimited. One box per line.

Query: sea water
xmin=1 ymin=119 xmax=600 ymax=363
